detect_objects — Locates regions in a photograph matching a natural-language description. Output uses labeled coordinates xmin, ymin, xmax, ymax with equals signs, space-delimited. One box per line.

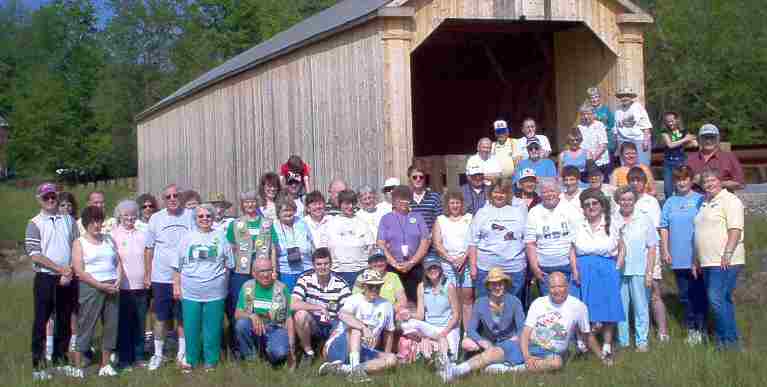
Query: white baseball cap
xmin=519 ymin=168 xmax=537 ymax=181
xmin=383 ymin=177 xmax=400 ymax=189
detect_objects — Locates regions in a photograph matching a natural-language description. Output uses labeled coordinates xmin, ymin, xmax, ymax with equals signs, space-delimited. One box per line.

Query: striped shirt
xmin=25 ymin=212 xmax=79 ymax=273
xmin=292 ymin=269 xmax=351 ymax=319
xmin=409 ymin=190 xmax=442 ymax=232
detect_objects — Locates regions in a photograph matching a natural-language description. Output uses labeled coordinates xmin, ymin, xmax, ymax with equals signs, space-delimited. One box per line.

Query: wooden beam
xmin=378 ymin=6 xmax=414 ymax=18
xmin=481 ymin=43 xmax=509 ymax=86
xmin=617 ymin=13 xmax=654 ymax=24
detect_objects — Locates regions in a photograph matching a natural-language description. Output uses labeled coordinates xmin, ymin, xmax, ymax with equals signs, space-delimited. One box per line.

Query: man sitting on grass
xmin=318 ymin=269 xmax=397 ymax=382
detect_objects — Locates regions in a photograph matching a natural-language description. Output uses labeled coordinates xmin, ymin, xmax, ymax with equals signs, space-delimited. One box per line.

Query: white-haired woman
xmin=111 ymin=200 xmax=149 ymax=370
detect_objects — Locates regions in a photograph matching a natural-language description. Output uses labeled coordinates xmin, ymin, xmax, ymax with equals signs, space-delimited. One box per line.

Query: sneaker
xmin=347 ymin=366 xmax=372 ymax=383
xmin=484 ymin=363 xmax=526 ymax=374
xmin=176 ymin=351 xmax=186 ymax=364
xmin=68 ymin=367 xmax=85 ymax=379
xmin=576 ymin=340 xmax=588 ymax=354
xmin=659 ymin=334 xmax=670 ymax=343
xmin=177 ymin=357 xmax=191 ymax=369
xmin=318 ymin=360 xmax=344 ymax=376
xmin=32 ymin=370 xmax=53 ymax=381
xmin=602 ymin=343 xmax=613 ymax=358
xmin=686 ymin=330 xmax=703 ymax=346
xmin=203 ymin=364 xmax=216 ymax=373
xmin=98 ymin=364 xmax=118 ymax=377
xmin=433 ymin=352 xmax=449 ymax=372
xmin=148 ymin=354 xmax=164 ymax=371
xmin=438 ymin=363 xmax=457 ymax=383
xmin=300 ymin=352 xmax=315 ymax=369
xmin=636 ymin=344 xmax=649 ymax=353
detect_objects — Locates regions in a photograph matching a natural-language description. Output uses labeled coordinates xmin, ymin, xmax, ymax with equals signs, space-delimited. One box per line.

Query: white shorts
xmin=400 ymin=319 xmax=460 ymax=360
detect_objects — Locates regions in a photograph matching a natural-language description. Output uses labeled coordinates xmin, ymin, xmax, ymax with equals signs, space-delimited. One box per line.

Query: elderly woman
xmin=258 ymin=172 xmax=282 ymax=221
xmin=355 ymin=185 xmax=386 ymax=236
xmin=377 ymin=185 xmax=430 ymax=301
xmin=172 ymin=203 xmax=234 ymax=371
xmin=271 ymin=196 xmax=314 ymax=292
xmin=585 ymin=87 xmax=616 ymax=159
xmin=694 ymin=168 xmax=746 ymax=350
xmin=610 ymin=142 xmax=657 ymax=196
xmin=136 ymin=193 xmax=158 ymax=231
xmin=570 ymin=188 xmax=623 ymax=358
xmin=515 ymin=118 xmax=552 ymax=160
xmin=111 ymin=200 xmax=149 ymax=370
xmin=659 ymin=166 xmax=706 ymax=345
xmin=431 ymin=190 xmax=473 ymax=328
xmin=612 ymin=186 xmax=657 ymax=352
xmin=579 ymin=104 xmax=610 ymax=179
xmin=525 ymin=179 xmax=579 ymax=295
xmin=468 ymin=179 xmax=527 ymax=299
xmin=660 ymin=112 xmax=697 ymax=199
xmin=614 ymin=87 xmax=652 ymax=166
xmin=440 ymin=268 xmax=526 ymax=382
xmin=558 ymin=128 xmax=587 ymax=179
xmin=326 ymin=189 xmax=376 ymax=286
xmin=71 ymin=206 xmax=123 ymax=378
xmin=400 ymin=257 xmax=461 ymax=363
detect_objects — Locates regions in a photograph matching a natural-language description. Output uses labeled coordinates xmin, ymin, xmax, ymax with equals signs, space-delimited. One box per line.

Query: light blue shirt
xmin=146 ymin=208 xmax=195 ymax=284
xmin=273 ymin=217 xmax=315 ymax=274
xmin=174 ymin=229 xmax=234 ymax=302
xmin=660 ymin=192 xmax=703 ymax=269
xmin=469 ymin=204 xmax=528 ymax=273
xmin=613 ymin=211 xmax=658 ymax=276
xmin=513 ymin=158 xmax=557 ymax=183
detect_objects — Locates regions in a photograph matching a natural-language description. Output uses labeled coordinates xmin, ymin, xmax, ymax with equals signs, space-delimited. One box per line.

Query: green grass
xmin=0 ymin=183 xmax=135 ymax=242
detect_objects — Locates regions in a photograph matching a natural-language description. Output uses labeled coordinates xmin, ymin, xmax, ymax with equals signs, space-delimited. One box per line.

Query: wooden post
xmin=617 ymin=21 xmax=647 ymax=104
xmin=381 ymin=9 xmax=415 ymax=182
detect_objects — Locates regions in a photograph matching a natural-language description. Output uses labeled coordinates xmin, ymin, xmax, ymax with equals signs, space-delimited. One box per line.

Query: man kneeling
xmin=520 ymin=272 xmax=612 ymax=372
xmin=234 ymin=259 xmax=294 ymax=365
xmin=318 ymin=269 xmax=397 ymax=382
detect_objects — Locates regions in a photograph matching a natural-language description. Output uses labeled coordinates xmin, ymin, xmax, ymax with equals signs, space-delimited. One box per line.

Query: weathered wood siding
xmin=138 ymin=21 xmax=386 ymax=201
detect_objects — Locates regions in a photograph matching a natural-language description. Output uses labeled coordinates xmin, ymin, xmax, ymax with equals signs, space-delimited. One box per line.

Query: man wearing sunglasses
xmin=27 ymin=183 xmax=79 ymax=380
xmin=145 ymin=184 xmax=196 ymax=370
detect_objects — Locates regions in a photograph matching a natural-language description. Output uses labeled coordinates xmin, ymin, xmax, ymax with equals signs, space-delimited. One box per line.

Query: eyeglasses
xmin=411 ymin=175 xmax=425 ymax=181
xmin=165 ymin=193 xmax=179 ymax=199
xmin=197 ymin=214 xmax=213 ymax=219
xmin=41 ymin=194 xmax=57 ymax=202
xmin=382 ymin=187 xmax=394 ymax=193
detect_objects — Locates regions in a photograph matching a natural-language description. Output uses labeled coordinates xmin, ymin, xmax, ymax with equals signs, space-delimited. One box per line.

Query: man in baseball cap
xmin=466 ymin=138 xmax=502 ymax=184
xmin=513 ymin=137 xmax=557 ymax=184
xmin=686 ymin=124 xmax=745 ymax=191
xmin=491 ymin=120 xmax=518 ymax=178
xmin=462 ymin=163 xmax=488 ymax=215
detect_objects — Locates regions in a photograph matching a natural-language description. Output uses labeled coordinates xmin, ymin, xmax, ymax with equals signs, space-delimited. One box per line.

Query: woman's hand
xmin=173 ymin=283 xmax=182 ymax=300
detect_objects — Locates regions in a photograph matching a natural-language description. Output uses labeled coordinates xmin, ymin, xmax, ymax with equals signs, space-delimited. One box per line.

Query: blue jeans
xmin=704 ymin=266 xmax=742 ymax=349
xmin=326 ymin=333 xmax=381 ymax=364
xmin=278 ymin=272 xmax=303 ymax=294
xmin=234 ymin=319 xmax=290 ymax=365
xmin=537 ymin=264 xmax=572 ymax=296
xmin=618 ymin=275 xmax=650 ymax=347
xmin=673 ymin=269 xmax=707 ymax=331
xmin=476 ymin=269 xmax=525 ymax=299
xmin=663 ymin=157 xmax=686 ymax=199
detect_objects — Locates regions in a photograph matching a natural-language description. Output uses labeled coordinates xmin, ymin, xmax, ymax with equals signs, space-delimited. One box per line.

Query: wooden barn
xmin=136 ymin=0 xmax=653 ymax=199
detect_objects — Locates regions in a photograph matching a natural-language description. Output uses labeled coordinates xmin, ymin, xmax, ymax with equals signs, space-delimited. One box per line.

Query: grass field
xmin=0 ymin=183 xmax=765 ymax=386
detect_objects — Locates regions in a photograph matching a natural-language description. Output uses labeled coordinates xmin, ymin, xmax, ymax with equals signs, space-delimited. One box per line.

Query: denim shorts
xmin=326 ymin=333 xmax=381 ymax=363
xmin=152 ymin=282 xmax=182 ymax=322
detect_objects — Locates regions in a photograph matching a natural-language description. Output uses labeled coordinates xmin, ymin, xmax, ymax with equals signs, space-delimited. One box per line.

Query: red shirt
xmin=686 ymin=150 xmax=744 ymax=186
xmin=279 ymin=162 xmax=311 ymax=180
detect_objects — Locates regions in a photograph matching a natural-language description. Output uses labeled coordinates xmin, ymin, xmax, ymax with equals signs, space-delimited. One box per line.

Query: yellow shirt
xmin=491 ymin=139 xmax=518 ymax=177
xmin=694 ymin=189 xmax=745 ymax=267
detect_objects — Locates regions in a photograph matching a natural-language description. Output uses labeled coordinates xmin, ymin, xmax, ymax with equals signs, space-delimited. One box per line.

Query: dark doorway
xmin=411 ymin=20 xmax=578 ymax=157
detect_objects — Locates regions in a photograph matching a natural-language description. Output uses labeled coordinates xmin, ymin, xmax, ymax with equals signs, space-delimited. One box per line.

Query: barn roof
xmin=136 ymin=0 xmax=651 ymax=122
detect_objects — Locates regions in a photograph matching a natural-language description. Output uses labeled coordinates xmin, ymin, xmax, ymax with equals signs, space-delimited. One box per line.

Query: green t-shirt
xmin=236 ymin=279 xmax=293 ymax=324
xmin=353 ymin=272 xmax=404 ymax=306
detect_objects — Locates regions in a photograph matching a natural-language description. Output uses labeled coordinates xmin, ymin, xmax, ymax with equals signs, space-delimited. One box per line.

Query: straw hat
xmin=615 ymin=86 xmax=638 ymax=98
xmin=206 ymin=192 xmax=233 ymax=209
xmin=357 ymin=269 xmax=385 ymax=285
xmin=484 ymin=267 xmax=512 ymax=289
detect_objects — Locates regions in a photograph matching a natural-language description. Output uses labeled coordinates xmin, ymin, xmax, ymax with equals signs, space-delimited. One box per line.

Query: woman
xmin=585 ymin=87 xmax=616 ymax=163
xmin=612 ymin=186 xmax=657 ymax=352
xmin=579 ymin=104 xmax=610 ymax=180
xmin=271 ymin=196 xmax=314 ymax=292
xmin=660 ymin=112 xmax=697 ymax=199
xmin=442 ymin=268 xmax=526 ymax=382
xmin=468 ymin=179 xmax=527 ymax=299
xmin=136 ymin=193 xmax=158 ymax=231
xmin=111 ymin=200 xmax=148 ymax=370
xmin=181 ymin=190 xmax=201 ymax=209
xmin=325 ymin=190 xmax=375 ymax=286
xmin=173 ymin=203 xmax=234 ymax=371
xmin=514 ymin=170 xmax=541 ymax=209
xmin=431 ymin=191 xmax=473 ymax=329
xmin=304 ymin=190 xmax=330 ymax=247
xmin=659 ymin=166 xmax=706 ymax=345
xmin=570 ymin=188 xmax=623 ymax=358
xmin=258 ymin=172 xmax=282 ymax=222
xmin=355 ymin=186 xmax=386 ymax=237
xmin=352 ymin=252 xmax=408 ymax=311
xmin=610 ymin=142 xmax=657 ymax=196
xmin=694 ymin=168 xmax=746 ymax=350
xmin=377 ymin=185 xmax=430 ymax=302
xmin=401 ymin=258 xmax=460 ymax=363
xmin=71 ymin=206 xmax=123 ymax=378
xmin=558 ymin=128 xmax=588 ymax=179
xmin=58 ymin=192 xmax=79 ymax=219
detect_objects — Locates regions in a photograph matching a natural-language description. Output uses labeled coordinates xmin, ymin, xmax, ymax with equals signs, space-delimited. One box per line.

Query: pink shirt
xmin=111 ymin=225 xmax=147 ymax=290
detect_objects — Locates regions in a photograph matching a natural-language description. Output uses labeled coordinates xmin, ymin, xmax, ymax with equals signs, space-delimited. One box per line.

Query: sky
xmin=18 ymin=0 xmax=113 ymax=25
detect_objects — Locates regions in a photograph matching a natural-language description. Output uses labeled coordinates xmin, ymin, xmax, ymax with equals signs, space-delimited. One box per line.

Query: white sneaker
xmin=68 ymin=367 xmax=85 ymax=379
xmin=602 ymin=343 xmax=613 ymax=357
xmin=318 ymin=360 xmax=344 ymax=376
xmin=659 ymin=333 xmax=670 ymax=343
xmin=484 ymin=363 xmax=526 ymax=374
xmin=686 ymin=329 xmax=703 ymax=345
xmin=32 ymin=370 xmax=53 ymax=381
xmin=176 ymin=351 xmax=186 ymax=364
xmin=148 ymin=354 xmax=164 ymax=371
xmin=438 ymin=363 xmax=457 ymax=383
xmin=98 ymin=364 xmax=118 ymax=377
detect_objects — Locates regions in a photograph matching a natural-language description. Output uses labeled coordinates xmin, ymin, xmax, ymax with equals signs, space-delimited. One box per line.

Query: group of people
xmin=26 ymin=87 xmax=748 ymax=383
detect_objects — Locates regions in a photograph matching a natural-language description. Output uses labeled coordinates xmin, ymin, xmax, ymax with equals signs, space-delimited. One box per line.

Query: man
xmin=461 ymin=164 xmax=488 ymax=215
xmin=304 ymin=191 xmax=331 ymax=248
xmin=234 ymin=258 xmax=295 ymax=365
xmin=520 ymin=272 xmax=612 ymax=372
xmin=525 ymin=180 xmax=579 ymax=296
xmin=516 ymin=118 xmax=552 ymax=160
xmin=614 ymin=87 xmax=652 ymax=166
xmin=578 ymin=104 xmax=610 ymax=179
xmin=27 ymin=183 xmax=79 ymax=380
xmin=325 ymin=178 xmax=348 ymax=217
xmin=408 ymin=164 xmax=442 ymax=232
xmin=491 ymin=120 xmax=518 ymax=178
xmin=377 ymin=177 xmax=399 ymax=216
xmin=145 ymin=184 xmax=195 ymax=370
xmin=77 ymin=191 xmax=116 ymax=235
xmin=465 ymin=138 xmax=502 ymax=183
xmin=559 ymin=166 xmax=583 ymax=215
xmin=292 ymin=248 xmax=352 ymax=366
xmin=513 ymin=138 xmax=557 ymax=183
xmin=687 ymin=124 xmax=745 ymax=192
xmin=285 ymin=175 xmax=306 ymax=216
xmin=205 ymin=192 xmax=234 ymax=231
xmin=318 ymin=269 xmax=397 ymax=382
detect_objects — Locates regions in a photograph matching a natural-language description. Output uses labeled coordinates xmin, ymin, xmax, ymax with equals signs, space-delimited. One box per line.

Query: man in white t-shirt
xmin=525 ymin=180 xmax=580 ymax=295
xmin=614 ymin=87 xmax=652 ymax=166
xmin=318 ymin=269 xmax=397 ymax=382
xmin=521 ymin=273 xmax=612 ymax=372
xmin=516 ymin=118 xmax=552 ymax=160
xmin=578 ymin=104 xmax=610 ymax=178
xmin=465 ymin=138 xmax=502 ymax=184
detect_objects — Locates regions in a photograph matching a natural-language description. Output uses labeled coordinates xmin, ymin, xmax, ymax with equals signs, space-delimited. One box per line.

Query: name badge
xmin=287 ymin=246 xmax=301 ymax=264
xmin=248 ymin=228 xmax=260 ymax=236
xmin=401 ymin=245 xmax=409 ymax=257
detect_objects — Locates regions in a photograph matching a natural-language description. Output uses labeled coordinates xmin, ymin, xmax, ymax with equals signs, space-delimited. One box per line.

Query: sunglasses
xmin=411 ymin=175 xmax=425 ymax=181
xmin=382 ymin=187 xmax=394 ymax=193
xmin=197 ymin=214 xmax=213 ymax=219
xmin=165 ymin=193 xmax=179 ymax=199
xmin=142 ymin=204 xmax=155 ymax=209
xmin=41 ymin=194 xmax=57 ymax=202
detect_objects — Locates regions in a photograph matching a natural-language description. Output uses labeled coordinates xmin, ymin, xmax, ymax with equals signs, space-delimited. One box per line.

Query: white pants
xmin=401 ymin=319 xmax=460 ymax=360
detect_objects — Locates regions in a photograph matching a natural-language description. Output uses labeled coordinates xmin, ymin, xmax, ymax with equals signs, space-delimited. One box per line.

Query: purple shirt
xmin=377 ymin=211 xmax=428 ymax=262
